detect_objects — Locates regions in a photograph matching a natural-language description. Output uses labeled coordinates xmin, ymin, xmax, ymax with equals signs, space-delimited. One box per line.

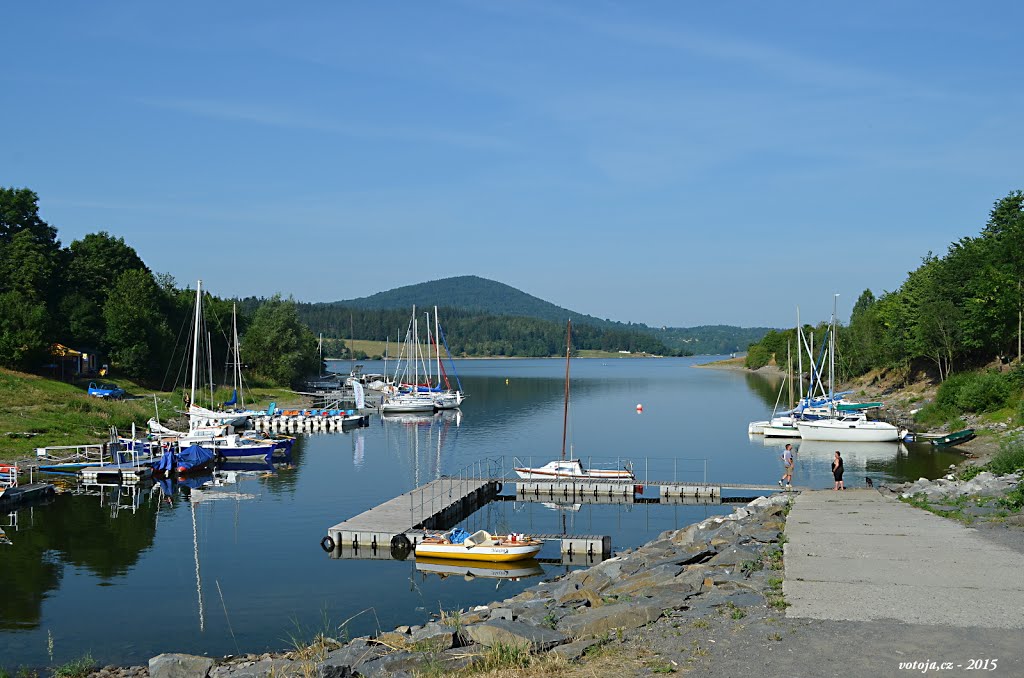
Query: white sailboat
xmin=795 ymin=295 xmax=903 ymax=443
xmin=381 ymin=306 xmax=436 ymax=414
xmin=428 ymin=306 xmax=465 ymax=410
xmin=513 ymin=320 xmax=635 ymax=481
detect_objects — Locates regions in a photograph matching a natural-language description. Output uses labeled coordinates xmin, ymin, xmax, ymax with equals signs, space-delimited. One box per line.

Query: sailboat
xmin=513 ymin=320 xmax=635 ymax=481
xmin=160 ymin=281 xmax=280 ymax=463
xmin=381 ymin=306 xmax=436 ymax=414
xmin=795 ymin=296 xmax=904 ymax=443
xmin=427 ymin=307 xmax=465 ymax=410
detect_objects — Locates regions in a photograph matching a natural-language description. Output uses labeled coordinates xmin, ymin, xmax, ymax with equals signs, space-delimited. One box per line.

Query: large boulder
xmin=149 ymin=654 xmax=214 ymax=678
xmin=558 ymin=602 xmax=663 ymax=638
xmin=464 ymin=619 xmax=566 ymax=651
xmin=318 ymin=638 xmax=387 ymax=675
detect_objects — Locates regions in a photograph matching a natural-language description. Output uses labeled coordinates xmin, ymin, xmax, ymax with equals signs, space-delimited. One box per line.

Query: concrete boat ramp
xmin=784 ymin=489 xmax=1024 ymax=629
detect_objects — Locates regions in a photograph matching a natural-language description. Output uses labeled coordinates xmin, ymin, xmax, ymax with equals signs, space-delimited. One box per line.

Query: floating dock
xmin=79 ymin=463 xmax=152 ymax=484
xmin=324 ymin=473 xmax=795 ymax=561
xmin=0 ymin=482 xmax=57 ymax=508
xmin=326 ymin=477 xmax=500 ymax=554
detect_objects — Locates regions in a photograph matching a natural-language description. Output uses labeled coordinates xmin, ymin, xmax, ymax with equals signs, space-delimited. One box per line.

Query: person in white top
xmin=779 ymin=443 xmax=795 ymax=489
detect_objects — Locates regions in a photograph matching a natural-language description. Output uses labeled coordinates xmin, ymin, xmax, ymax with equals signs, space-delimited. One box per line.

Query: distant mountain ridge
xmin=333 ymin=276 xmax=773 ymax=354
xmin=337 ymin=276 xmax=619 ymax=329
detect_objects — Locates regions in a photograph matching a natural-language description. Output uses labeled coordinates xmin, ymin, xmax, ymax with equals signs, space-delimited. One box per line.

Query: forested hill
xmin=336 ymin=276 xmax=622 ymax=329
xmin=653 ymin=325 xmax=777 ymax=356
xmin=328 ymin=276 xmax=773 ymax=354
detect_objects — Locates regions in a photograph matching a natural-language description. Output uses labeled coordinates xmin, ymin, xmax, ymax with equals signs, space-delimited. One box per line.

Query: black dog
xmin=865 ymin=477 xmax=874 ymax=488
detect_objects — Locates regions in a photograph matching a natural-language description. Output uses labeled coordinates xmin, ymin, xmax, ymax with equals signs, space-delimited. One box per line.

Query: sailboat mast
xmin=561 ymin=320 xmax=572 ymax=461
xmin=434 ymin=305 xmax=441 ymax=389
xmin=787 ymin=340 xmax=794 ymax=409
xmin=190 ymin=280 xmax=202 ymax=406
xmin=830 ymin=294 xmax=838 ymax=407
xmin=412 ymin=305 xmax=418 ymax=392
xmin=796 ymin=306 xmax=803 ymax=404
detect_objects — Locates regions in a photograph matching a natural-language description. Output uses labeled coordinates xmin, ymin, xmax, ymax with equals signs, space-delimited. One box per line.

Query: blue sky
xmin=4 ymin=2 xmax=1022 ymax=328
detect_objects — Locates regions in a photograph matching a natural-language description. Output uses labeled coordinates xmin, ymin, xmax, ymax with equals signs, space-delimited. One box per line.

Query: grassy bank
xmin=0 ymin=368 xmax=298 ymax=463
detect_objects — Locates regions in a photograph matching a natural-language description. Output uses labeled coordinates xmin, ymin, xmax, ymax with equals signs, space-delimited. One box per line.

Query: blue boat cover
xmin=153 ymin=444 xmax=215 ymax=472
xmin=448 ymin=528 xmax=471 ymax=544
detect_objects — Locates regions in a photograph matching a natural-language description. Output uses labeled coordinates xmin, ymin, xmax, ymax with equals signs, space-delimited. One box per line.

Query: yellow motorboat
xmin=414 ymin=529 xmax=543 ymax=562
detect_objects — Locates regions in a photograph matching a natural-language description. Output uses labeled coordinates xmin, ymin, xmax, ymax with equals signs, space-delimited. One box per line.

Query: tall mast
xmin=434 ymin=305 xmax=441 ymax=390
xmin=796 ymin=306 xmax=803 ymax=404
xmin=561 ymin=320 xmax=572 ymax=461
xmin=190 ymin=280 xmax=202 ymax=407
xmin=787 ymin=339 xmax=793 ymax=409
xmin=412 ymin=305 xmax=418 ymax=392
xmin=830 ymin=294 xmax=838 ymax=406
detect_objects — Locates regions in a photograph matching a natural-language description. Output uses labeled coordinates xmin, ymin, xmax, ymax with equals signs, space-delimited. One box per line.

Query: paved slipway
xmin=694 ymin=490 xmax=1024 ymax=677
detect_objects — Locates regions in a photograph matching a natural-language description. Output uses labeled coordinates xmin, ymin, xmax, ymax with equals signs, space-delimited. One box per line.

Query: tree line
xmin=746 ymin=191 xmax=1024 ymax=384
xmin=0 ymin=188 xmax=319 ymax=387
xmin=280 ymin=303 xmax=679 ymax=357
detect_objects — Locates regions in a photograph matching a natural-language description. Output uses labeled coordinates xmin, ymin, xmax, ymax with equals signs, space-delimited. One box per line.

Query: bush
xmin=914 ymin=402 xmax=961 ymax=429
xmin=935 ymin=372 xmax=972 ymax=409
xmin=988 ymin=438 xmax=1024 ymax=475
xmin=745 ymin=344 xmax=771 ymax=370
xmin=955 ymin=371 xmax=1012 ymax=412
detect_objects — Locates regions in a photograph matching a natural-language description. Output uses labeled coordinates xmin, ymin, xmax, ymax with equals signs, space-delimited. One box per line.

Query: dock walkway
xmin=327 ymin=477 xmax=498 ymax=552
xmin=785 ymin=489 xmax=1024 ymax=628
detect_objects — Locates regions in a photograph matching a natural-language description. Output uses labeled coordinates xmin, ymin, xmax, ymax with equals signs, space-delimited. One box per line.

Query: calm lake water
xmin=0 ymin=357 xmax=961 ymax=668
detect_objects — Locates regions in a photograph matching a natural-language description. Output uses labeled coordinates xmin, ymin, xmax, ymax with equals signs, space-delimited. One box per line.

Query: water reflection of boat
xmin=415 ymin=557 xmax=544 ymax=581
xmin=795 ymin=439 xmax=908 ymax=464
xmin=541 ymin=501 xmax=582 ymax=512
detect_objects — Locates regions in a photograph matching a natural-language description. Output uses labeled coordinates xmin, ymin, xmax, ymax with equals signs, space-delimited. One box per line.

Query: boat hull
xmin=797 ymin=420 xmax=901 ymax=442
xmin=414 ymin=541 xmax=542 ymax=562
xmin=513 ymin=468 xmax=635 ymax=480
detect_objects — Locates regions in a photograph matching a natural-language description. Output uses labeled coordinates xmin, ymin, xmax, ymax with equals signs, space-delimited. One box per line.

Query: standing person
xmin=832 ymin=450 xmax=845 ymax=490
xmin=779 ymin=443 xmax=795 ymax=489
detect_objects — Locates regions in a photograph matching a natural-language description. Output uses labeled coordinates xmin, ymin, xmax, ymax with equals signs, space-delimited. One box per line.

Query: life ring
xmin=320 ymin=535 xmax=336 ymax=552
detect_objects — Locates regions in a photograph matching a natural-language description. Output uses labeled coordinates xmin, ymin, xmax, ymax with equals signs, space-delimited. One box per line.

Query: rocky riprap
xmin=126 ymin=494 xmax=793 ymax=678
xmin=882 ymin=470 xmax=1024 ymax=526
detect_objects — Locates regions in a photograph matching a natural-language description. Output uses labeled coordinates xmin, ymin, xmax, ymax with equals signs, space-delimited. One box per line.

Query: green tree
xmin=64 ymin=232 xmax=149 ymax=349
xmin=0 ymin=291 xmax=49 ymax=369
xmin=241 ymin=296 xmax=319 ymax=385
xmin=0 ymin=230 xmax=59 ymax=303
xmin=103 ymin=269 xmax=173 ymax=381
xmin=981 ymin=191 xmax=1024 ymax=362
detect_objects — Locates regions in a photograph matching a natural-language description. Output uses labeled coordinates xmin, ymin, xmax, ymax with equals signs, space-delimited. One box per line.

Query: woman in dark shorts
xmin=832 ymin=450 xmax=845 ymax=490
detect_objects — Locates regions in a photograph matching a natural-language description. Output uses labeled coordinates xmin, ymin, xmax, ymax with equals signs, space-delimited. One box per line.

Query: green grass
xmin=0 ymin=367 xmax=299 ymax=462
xmin=51 ymin=655 xmax=96 ymax=678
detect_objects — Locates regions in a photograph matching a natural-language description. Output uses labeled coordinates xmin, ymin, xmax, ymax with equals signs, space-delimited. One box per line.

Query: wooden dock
xmin=327 ymin=477 xmax=499 ymax=554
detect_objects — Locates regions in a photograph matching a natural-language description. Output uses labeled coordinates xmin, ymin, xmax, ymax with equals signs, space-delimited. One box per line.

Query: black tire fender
xmin=320 ymin=535 xmax=336 ymax=552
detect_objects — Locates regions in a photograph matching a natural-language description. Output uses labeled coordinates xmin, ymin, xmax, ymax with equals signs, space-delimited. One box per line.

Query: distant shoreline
xmin=694 ymin=356 xmax=786 ymax=376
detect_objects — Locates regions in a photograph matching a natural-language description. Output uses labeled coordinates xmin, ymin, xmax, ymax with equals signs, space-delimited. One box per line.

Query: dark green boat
xmin=930 ymin=429 xmax=975 ymax=447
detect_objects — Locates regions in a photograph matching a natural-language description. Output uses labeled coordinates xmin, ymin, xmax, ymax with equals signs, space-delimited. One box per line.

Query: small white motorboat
xmin=414 ymin=529 xmax=543 ymax=562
